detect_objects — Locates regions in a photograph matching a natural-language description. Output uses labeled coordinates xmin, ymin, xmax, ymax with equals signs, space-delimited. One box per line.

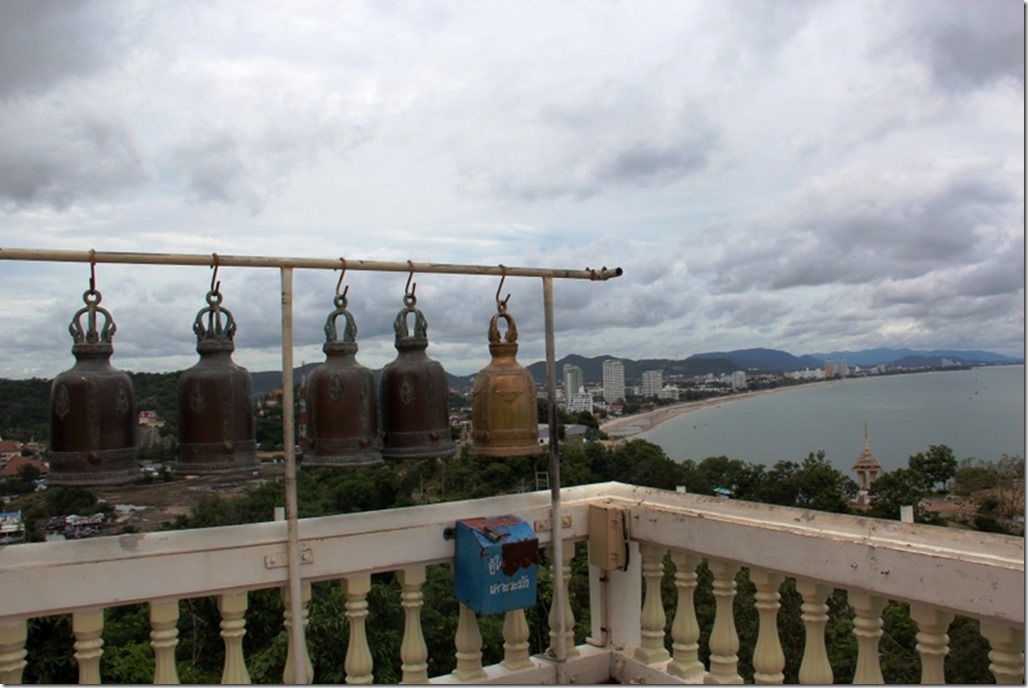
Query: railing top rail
xmin=0 ymin=247 xmax=623 ymax=281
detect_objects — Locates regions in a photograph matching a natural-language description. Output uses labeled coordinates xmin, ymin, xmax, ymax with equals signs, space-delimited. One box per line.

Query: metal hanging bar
xmin=0 ymin=247 xmax=623 ymax=281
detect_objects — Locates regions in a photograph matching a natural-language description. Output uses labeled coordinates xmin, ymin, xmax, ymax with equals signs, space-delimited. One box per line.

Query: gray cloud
xmin=0 ymin=1 xmax=127 ymax=99
xmin=0 ymin=98 xmax=146 ymax=208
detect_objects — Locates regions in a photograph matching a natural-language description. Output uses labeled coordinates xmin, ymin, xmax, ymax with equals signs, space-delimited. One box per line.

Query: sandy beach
xmin=599 ymin=383 xmax=834 ymax=439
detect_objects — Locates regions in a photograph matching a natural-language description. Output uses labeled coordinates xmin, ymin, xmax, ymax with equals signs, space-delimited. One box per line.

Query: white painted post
xmin=453 ymin=603 xmax=486 ymax=681
xmin=980 ymin=620 xmax=1025 ymax=684
xmin=900 ymin=505 xmax=914 ymax=523
xmin=548 ymin=540 xmax=579 ymax=658
xmin=502 ymin=609 xmax=532 ymax=670
xmin=282 ymin=582 xmax=313 ymax=684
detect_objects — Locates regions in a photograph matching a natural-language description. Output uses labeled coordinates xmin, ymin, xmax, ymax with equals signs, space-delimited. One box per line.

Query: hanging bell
xmin=304 ymin=291 xmax=382 ymax=467
xmin=471 ymin=306 xmax=540 ymax=457
xmin=173 ymin=283 xmax=258 ymax=475
xmin=49 ymin=286 xmax=141 ymax=486
xmin=380 ymin=294 xmax=456 ymax=460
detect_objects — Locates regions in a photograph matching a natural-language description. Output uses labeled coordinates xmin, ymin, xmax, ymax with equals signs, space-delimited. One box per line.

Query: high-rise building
xmin=563 ymin=364 xmax=584 ymax=397
xmin=602 ymin=359 xmax=625 ymax=403
xmin=641 ymin=369 xmax=663 ymax=398
xmin=731 ymin=370 xmax=747 ymax=390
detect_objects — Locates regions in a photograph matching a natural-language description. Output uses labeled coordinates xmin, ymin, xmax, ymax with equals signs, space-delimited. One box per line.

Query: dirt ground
xmin=91 ymin=463 xmax=285 ymax=532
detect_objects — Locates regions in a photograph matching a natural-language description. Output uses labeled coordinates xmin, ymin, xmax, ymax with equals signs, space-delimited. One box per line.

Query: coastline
xmin=599 ymin=382 xmax=840 ymax=439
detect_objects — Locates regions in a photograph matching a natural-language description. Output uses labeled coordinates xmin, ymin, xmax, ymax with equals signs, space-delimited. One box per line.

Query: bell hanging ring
xmin=380 ymin=293 xmax=456 ymax=460
xmin=50 ymin=286 xmax=141 ymax=485
xmin=471 ymin=308 xmax=540 ymax=457
xmin=173 ymin=282 xmax=258 ymax=475
xmin=304 ymin=291 xmax=383 ymax=467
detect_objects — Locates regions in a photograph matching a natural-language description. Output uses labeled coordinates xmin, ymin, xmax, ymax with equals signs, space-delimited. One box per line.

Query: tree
xmin=908 ymin=444 xmax=957 ymax=491
xmin=866 ymin=468 xmax=943 ymax=525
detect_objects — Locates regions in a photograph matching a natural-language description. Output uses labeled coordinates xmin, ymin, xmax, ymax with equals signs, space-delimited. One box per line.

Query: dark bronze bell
xmin=304 ymin=291 xmax=382 ymax=467
xmin=380 ymin=295 xmax=456 ymax=460
xmin=471 ymin=306 xmax=540 ymax=457
xmin=173 ymin=284 xmax=258 ymax=475
xmin=49 ymin=287 xmax=140 ymax=486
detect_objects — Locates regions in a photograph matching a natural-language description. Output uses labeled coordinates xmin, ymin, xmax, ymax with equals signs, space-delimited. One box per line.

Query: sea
xmin=641 ymin=364 xmax=1025 ymax=472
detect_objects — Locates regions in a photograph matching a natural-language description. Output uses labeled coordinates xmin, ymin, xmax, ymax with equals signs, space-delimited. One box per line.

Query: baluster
xmin=980 ymin=620 xmax=1025 ymax=684
xmin=547 ymin=541 xmax=579 ymax=658
xmin=343 ymin=576 xmax=374 ymax=684
xmin=0 ymin=619 xmax=27 ymax=684
xmin=502 ymin=609 xmax=532 ymax=670
xmin=849 ymin=591 xmax=887 ymax=684
xmin=282 ymin=582 xmax=313 ymax=684
xmin=795 ymin=579 xmax=833 ymax=685
xmin=397 ymin=568 xmax=428 ymax=684
xmin=668 ymin=551 xmax=704 ymax=679
xmin=73 ymin=609 xmax=104 ymax=685
xmin=909 ymin=604 xmax=953 ymax=684
xmin=751 ymin=568 xmax=785 ymax=684
xmin=635 ymin=542 xmax=670 ymax=664
xmin=453 ymin=603 xmax=486 ymax=681
xmin=149 ymin=599 xmax=180 ymax=685
xmin=706 ymin=559 xmax=742 ymax=684
xmin=218 ymin=592 xmax=251 ymax=684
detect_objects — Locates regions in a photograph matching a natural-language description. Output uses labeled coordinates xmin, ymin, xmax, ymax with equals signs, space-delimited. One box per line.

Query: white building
xmin=562 ymin=364 xmax=584 ymax=398
xmin=641 ymin=370 xmax=663 ymax=398
xmin=602 ymin=359 xmax=625 ymax=403
xmin=731 ymin=370 xmax=747 ymax=390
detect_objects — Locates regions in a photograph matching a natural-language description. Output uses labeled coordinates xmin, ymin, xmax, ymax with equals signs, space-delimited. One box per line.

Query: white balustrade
xmin=0 ymin=483 xmax=1021 ymax=685
xmin=980 ymin=620 xmax=1026 ymax=684
xmin=796 ymin=579 xmax=833 ymax=685
xmin=909 ymin=604 xmax=953 ymax=684
xmin=397 ymin=567 xmax=429 ymax=684
xmin=0 ymin=619 xmax=27 ymax=685
xmin=149 ymin=599 xmax=180 ymax=685
xmin=750 ymin=568 xmax=785 ymax=684
xmin=635 ymin=542 xmax=670 ymax=664
xmin=72 ymin=609 xmax=104 ymax=685
xmin=501 ymin=609 xmax=532 ymax=670
xmin=548 ymin=540 xmax=579 ymax=659
xmin=667 ymin=550 xmax=704 ymax=679
xmin=282 ymin=582 xmax=313 ymax=684
xmin=218 ymin=592 xmax=251 ymax=684
xmin=452 ymin=603 xmax=486 ymax=681
xmin=343 ymin=576 xmax=374 ymax=684
xmin=706 ymin=559 xmax=742 ymax=684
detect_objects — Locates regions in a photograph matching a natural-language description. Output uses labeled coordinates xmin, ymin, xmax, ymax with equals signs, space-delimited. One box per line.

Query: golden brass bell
xmin=173 ymin=281 xmax=258 ymax=475
xmin=380 ymin=291 xmax=456 ymax=460
xmin=305 ymin=290 xmax=382 ymax=467
xmin=49 ymin=285 xmax=140 ymax=486
xmin=471 ymin=306 xmax=540 ymax=457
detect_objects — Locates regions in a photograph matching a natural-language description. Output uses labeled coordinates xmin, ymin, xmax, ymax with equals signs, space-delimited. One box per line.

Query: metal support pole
xmin=543 ymin=276 xmax=568 ymax=683
xmin=280 ymin=267 xmax=307 ymax=684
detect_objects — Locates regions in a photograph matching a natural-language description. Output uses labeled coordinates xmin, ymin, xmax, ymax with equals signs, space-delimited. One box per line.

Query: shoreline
xmin=599 ymin=382 xmax=842 ymax=439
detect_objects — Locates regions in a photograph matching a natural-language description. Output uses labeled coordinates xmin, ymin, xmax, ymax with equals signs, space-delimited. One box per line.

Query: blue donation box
xmin=454 ymin=515 xmax=539 ymax=615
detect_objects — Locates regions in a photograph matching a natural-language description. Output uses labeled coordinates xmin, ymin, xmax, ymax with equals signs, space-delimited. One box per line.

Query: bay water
xmin=642 ymin=364 xmax=1025 ymax=472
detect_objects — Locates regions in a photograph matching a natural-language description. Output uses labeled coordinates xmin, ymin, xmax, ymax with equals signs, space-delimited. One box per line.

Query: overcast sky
xmin=0 ymin=0 xmax=1023 ymax=380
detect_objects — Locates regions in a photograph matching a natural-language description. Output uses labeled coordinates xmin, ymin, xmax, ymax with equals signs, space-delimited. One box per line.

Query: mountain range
xmin=251 ymin=347 xmax=1021 ymax=395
